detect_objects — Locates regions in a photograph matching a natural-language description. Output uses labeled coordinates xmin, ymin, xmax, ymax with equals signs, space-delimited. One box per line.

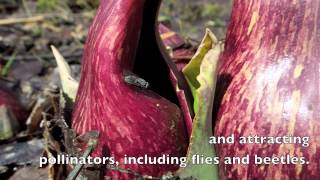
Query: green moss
xmin=36 ymin=0 xmax=62 ymax=12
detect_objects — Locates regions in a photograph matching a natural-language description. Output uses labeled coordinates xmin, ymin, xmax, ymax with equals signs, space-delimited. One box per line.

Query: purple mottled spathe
xmin=72 ymin=0 xmax=188 ymax=178
xmin=215 ymin=0 xmax=320 ymax=179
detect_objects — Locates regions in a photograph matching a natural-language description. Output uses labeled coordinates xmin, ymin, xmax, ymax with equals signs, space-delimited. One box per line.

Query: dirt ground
xmin=161 ymin=0 xmax=232 ymax=40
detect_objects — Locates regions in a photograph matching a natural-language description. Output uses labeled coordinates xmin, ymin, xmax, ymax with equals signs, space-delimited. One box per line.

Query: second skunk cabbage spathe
xmin=214 ymin=0 xmax=320 ymax=179
xmin=0 ymin=87 xmax=27 ymax=140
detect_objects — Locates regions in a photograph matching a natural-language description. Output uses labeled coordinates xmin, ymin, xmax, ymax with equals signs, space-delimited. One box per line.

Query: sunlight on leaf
xmin=51 ymin=45 xmax=79 ymax=103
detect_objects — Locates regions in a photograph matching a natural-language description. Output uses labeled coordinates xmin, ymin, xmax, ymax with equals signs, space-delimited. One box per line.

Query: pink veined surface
xmin=215 ymin=0 xmax=320 ymax=179
xmin=72 ymin=0 xmax=188 ymax=178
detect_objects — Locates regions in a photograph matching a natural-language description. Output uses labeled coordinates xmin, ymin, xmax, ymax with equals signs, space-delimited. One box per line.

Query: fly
xmin=124 ymin=72 xmax=150 ymax=89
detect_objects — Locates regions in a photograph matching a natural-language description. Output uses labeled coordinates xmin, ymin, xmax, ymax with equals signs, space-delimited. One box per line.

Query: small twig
xmin=0 ymin=49 xmax=83 ymax=62
xmin=22 ymin=0 xmax=32 ymax=17
xmin=106 ymin=165 xmax=162 ymax=180
xmin=66 ymin=131 xmax=99 ymax=180
xmin=42 ymin=113 xmax=55 ymax=180
xmin=0 ymin=76 xmax=16 ymax=83
xmin=185 ymin=37 xmax=201 ymax=45
xmin=0 ymin=15 xmax=45 ymax=26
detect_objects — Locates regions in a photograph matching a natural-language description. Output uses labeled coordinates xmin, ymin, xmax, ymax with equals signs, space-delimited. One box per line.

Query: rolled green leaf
xmin=177 ymin=29 xmax=222 ymax=179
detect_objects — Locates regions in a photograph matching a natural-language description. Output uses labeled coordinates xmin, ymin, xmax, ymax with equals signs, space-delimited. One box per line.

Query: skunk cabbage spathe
xmin=0 ymin=87 xmax=27 ymax=124
xmin=215 ymin=0 xmax=320 ymax=179
xmin=72 ymin=0 xmax=188 ymax=178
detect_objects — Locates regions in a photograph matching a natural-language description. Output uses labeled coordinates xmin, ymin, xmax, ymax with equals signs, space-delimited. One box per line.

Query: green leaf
xmin=1 ymin=52 xmax=16 ymax=77
xmin=182 ymin=30 xmax=218 ymax=113
xmin=177 ymin=29 xmax=222 ymax=179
